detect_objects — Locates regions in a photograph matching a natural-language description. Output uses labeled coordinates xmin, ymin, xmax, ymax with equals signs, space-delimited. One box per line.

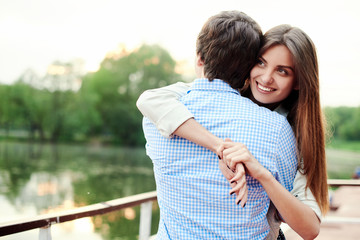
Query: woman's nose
xmin=260 ymin=70 xmax=274 ymax=84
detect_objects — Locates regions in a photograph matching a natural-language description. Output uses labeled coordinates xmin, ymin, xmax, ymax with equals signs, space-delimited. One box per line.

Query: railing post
xmin=139 ymin=201 xmax=153 ymax=240
xmin=39 ymin=225 xmax=52 ymax=240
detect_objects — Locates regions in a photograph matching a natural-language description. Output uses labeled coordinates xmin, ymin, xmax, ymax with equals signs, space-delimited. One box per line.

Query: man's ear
xmin=196 ymin=55 xmax=204 ymax=67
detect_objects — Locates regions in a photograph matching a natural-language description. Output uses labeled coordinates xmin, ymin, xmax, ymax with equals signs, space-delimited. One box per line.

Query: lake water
xmin=0 ymin=141 xmax=359 ymax=239
xmin=0 ymin=141 xmax=159 ymax=240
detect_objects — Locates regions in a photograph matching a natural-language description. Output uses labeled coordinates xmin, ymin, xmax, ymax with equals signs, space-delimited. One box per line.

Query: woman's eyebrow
xmin=260 ymin=56 xmax=294 ymax=72
xmin=278 ymin=65 xmax=295 ymax=72
xmin=259 ymin=56 xmax=267 ymax=63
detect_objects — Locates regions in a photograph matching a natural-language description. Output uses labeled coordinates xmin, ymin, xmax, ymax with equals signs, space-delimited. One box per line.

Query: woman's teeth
xmin=258 ymin=84 xmax=273 ymax=92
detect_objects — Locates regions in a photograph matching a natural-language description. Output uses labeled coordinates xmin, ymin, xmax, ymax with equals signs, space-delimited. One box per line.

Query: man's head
xmin=196 ymin=11 xmax=263 ymax=89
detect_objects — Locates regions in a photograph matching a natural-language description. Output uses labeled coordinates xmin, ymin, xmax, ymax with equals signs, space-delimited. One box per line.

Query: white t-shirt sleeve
xmin=291 ymin=170 xmax=322 ymax=221
xmin=136 ymin=82 xmax=193 ymax=138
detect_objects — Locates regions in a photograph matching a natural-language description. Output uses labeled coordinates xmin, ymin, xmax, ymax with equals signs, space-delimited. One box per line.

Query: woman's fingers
xmin=222 ymin=143 xmax=248 ymax=170
xmin=231 ymin=169 xmax=245 ymax=182
xmin=230 ymin=177 xmax=247 ymax=207
xmin=230 ymin=168 xmax=243 ymax=182
xmin=229 ymin=178 xmax=244 ymax=193
xmin=230 ymin=163 xmax=246 ymax=182
xmin=229 ymin=164 xmax=248 ymax=207
xmin=227 ymin=151 xmax=248 ymax=170
xmin=218 ymin=140 xmax=250 ymax=207
xmin=223 ymin=148 xmax=240 ymax=170
xmin=218 ymin=159 xmax=235 ymax=180
xmin=216 ymin=145 xmax=225 ymax=160
xmin=235 ymin=184 xmax=248 ymax=207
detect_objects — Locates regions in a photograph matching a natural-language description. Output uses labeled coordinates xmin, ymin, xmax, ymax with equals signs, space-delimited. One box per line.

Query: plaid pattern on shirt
xmin=143 ymin=78 xmax=298 ymax=239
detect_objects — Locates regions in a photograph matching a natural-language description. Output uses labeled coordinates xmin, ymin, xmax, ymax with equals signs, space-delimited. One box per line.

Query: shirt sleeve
xmin=136 ymin=82 xmax=193 ymax=138
xmin=291 ymin=170 xmax=322 ymax=221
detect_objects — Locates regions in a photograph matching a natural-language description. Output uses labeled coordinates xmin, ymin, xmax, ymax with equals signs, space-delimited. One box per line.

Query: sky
xmin=1 ymin=0 xmax=360 ymax=107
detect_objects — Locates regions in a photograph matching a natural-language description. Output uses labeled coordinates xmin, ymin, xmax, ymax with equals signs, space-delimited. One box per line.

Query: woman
xmin=137 ymin=24 xmax=329 ymax=239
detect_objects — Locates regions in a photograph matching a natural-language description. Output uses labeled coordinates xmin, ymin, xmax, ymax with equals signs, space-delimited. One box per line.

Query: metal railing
xmin=0 ymin=191 xmax=157 ymax=240
xmin=0 ymin=179 xmax=360 ymax=240
xmin=327 ymin=179 xmax=360 ymax=187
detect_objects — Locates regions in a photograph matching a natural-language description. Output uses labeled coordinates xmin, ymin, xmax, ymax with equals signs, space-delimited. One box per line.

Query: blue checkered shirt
xmin=143 ymin=79 xmax=298 ymax=239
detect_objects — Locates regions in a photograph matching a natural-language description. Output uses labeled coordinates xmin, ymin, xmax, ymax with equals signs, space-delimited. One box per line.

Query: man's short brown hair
xmin=196 ymin=11 xmax=262 ymax=89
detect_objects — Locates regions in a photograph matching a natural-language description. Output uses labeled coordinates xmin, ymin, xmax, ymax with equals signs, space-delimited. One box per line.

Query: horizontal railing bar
xmin=327 ymin=179 xmax=360 ymax=187
xmin=0 ymin=179 xmax=359 ymax=237
xmin=322 ymin=216 xmax=360 ymax=224
xmin=0 ymin=191 xmax=157 ymax=237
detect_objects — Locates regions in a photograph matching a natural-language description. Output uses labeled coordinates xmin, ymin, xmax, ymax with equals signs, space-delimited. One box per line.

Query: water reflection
xmin=0 ymin=141 xmax=158 ymax=239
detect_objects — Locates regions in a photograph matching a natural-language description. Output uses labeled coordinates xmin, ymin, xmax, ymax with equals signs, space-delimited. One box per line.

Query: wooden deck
xmin=283 ymin=186 xmax=360 ymax=240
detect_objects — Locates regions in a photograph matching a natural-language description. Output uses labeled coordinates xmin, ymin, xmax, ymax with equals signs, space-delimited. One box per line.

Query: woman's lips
xmin=257 ymin=82 xmax=275 ymax=92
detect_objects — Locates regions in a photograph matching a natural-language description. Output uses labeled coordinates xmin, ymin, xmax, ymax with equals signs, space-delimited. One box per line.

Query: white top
xmin=136 ymin=81 xmax=322 ymax=236
xmin=137 ymin=82 xmax=193 ymax=138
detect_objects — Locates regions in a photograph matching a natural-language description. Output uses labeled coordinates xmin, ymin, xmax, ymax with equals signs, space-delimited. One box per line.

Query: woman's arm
xmin=291 ymin=171 xmax=322 ymax=221
xmin=173 ymin=118 xmax=222 ymax=153
xmin=220 ymin=139 xmax=320 ymax=240
xmin=174 ymin=119 xmax=248 ymax=206
xmin=258 ymin=171 xmax=320 ymax=240
xmin=136 ymin=82 xmax=248 ymax=205
xmin=136 ymin=81 xmax=228 ymax=151
xmin=136 ymin=82 xmax=193 ymax=138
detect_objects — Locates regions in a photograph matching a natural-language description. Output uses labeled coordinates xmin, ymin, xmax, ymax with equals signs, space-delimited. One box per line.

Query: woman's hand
xmin=218 ymin=147 xmax=248 ymax=207
xmin=219 ymin=139 xmax=268 ymax=181
xmin=231 ymin=163 xmax=248 ymax=206
xmin=218 ymin=138 xmax=269 ymax=206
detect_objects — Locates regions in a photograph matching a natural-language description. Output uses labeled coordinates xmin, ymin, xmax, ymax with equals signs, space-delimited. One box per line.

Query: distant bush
xmin=324 ymin=106 xmax=360 ymax=142
xmin=0 ymin=44 xmax=182 ymax=146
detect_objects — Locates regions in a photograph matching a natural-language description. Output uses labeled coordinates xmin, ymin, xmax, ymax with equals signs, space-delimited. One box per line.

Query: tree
xmin=36 ymin=61 xmax=84 ymax=142
xmin=82 ymin=44 xmax=182 ymax=145
xmin=0 ymin=44 xmax=183 ymax=146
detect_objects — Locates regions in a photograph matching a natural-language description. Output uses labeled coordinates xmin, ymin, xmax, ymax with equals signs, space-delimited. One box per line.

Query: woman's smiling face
xmin=249 ymin=44 xmax=297 ymax=106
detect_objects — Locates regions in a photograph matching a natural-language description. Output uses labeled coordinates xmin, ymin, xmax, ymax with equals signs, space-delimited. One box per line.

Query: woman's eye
xmin=278 ymin=68 xmax=288 ymax=75
xmin=257 ymin=60 xmax=264 ymax=66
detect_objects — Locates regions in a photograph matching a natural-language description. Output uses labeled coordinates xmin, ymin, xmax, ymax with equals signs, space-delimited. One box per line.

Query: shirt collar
xmin=274 ymin=104 xmax=288 ymax=117
xmin=189 ymin=78 xmax=240 ymax=95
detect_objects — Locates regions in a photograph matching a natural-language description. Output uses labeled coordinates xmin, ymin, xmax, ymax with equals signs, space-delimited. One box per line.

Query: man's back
xmin=143 ymin=79 xmax=297 ymax=239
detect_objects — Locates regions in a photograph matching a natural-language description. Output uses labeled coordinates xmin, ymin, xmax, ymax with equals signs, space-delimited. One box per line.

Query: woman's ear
xmin=293 ymin=81 xmax=299 ymax=90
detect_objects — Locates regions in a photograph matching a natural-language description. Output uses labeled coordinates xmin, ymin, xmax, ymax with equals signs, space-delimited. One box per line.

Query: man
xmin=141 ymin=11 xmax=297 ymax=239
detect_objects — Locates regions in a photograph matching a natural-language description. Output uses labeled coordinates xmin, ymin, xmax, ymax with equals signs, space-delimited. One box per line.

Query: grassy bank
xmin=326 ymin=148 xmax=360 ymax=179
xmin=326 ymin=139 xmax=360 ymax=152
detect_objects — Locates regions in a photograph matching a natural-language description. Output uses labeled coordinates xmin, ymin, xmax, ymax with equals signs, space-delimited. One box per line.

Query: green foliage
xmin=326 ymin=139 xmax=360 ymax=152
xmin=324 ymin=106 xmax=360 ymax=142
xmin=80 ymin=44 xmax=181 ymax=145
xmin=0 ymin=44 xmax=182 ymax=146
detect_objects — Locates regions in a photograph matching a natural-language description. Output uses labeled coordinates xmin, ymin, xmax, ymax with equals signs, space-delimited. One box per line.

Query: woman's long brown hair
xmin=244 ymin=25 xmax=329 ymax=214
